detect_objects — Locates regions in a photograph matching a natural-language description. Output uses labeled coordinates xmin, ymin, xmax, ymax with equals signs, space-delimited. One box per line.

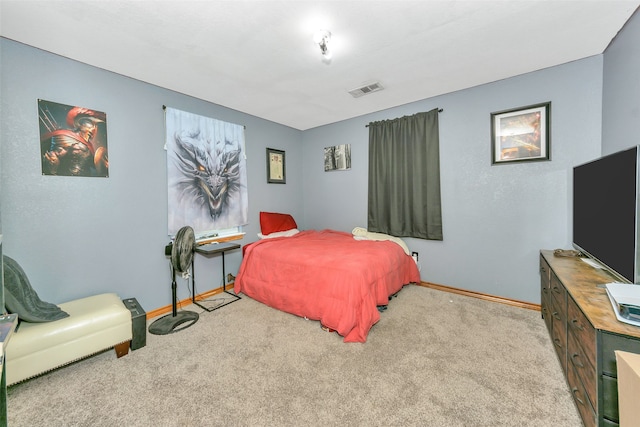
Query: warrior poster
xmin=38 ymin=99 xmax=109 ymax=177
xmin=165 ymin=107 xmax=248 ymax=236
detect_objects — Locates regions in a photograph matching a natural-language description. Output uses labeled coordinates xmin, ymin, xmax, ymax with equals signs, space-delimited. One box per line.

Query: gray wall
xmin=303 ymin=57 xmax=604 ymax=304
xmin=602 ymin=7 xmax=640 ymax=155
xmin=3 ymin=6 xmax=638 ymax=311
xmin=0 ymin=39 xmax=303 ymax=311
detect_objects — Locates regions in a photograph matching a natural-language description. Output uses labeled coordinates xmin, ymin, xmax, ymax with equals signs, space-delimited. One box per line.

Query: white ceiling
xmin=1 ymin=1 xmax=638 ymax=130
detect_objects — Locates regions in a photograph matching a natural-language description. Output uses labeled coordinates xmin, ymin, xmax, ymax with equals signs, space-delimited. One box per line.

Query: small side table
xmin=192 ymin=242 xmax=241 ymax=312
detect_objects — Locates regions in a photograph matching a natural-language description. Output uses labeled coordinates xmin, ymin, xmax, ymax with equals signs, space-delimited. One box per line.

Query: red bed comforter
xmin=235 ymin=229 xmax=421 ymax=342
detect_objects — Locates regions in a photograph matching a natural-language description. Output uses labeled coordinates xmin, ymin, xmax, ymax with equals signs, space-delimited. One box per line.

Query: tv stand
xmin=540 ymin=250 xmax=640 ymax=427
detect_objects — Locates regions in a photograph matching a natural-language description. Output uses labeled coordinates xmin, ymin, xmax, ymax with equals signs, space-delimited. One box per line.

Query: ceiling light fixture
xmin=313 ymin=29 xmax=332 ymax=60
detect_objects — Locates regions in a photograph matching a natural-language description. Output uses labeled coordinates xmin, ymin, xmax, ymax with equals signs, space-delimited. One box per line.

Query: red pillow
xmin=260 ymin=212 xmax=298 ymax=235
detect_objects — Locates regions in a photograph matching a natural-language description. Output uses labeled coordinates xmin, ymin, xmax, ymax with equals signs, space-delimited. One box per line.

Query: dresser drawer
xmin=602 ymin=374 xmax=619 ymax=424
xmin=540 ymin=255 xmax=551 ymax=332
xmin=541 ymin=292 xmax=552 ymax=333
xmin=601 ymin=332 xmax=640 ymax=377
xmin=598 ymin=332 xmax=640 ymax=425
xmin=541 ymin=281 xmax=552 ymax=333
xmin=602 ymin=419 xmax=619 ymax=427
xmin=567 ymin=362 xmax=597 ymax=427
xmin=567 ymin=296 xmax=596 ymax=371
xmin=551 ymin=296 xmax=567 ymax=373
xmin=568 ymin=329 xmax=596 ymax=410
xmin=550 ymin=272 xmax=566 ymax=309
xmin=540 ymin=255 xmax=551 ymax=287
xmin=540 ymin=284 xmax=550 ymax=306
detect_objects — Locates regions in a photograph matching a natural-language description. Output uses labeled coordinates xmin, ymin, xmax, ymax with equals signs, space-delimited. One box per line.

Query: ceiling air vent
xmin=348 ymin=82 xmax=384 ymax=98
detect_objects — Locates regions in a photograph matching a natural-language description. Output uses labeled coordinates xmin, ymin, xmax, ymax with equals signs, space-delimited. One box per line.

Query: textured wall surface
xmin=302 ymin=57 xmax=604 ymax=303
xmin=0 ymin=38 xmax=303 ymax=311
xmin=3 ymin=5 xmax=638 ymax=309
xmin=602 ymin=8 xmax=640 ymax=156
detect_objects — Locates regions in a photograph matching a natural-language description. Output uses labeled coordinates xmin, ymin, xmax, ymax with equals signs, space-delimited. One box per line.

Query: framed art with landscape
xmin=491 ymin=102 xmax=550 ymax=165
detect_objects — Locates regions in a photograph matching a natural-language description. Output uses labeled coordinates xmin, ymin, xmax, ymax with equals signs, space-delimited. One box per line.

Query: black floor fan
xmin=149 ymin=226 xmax=199 ymax=335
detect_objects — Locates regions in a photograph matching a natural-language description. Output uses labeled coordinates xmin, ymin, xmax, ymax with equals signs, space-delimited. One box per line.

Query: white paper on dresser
xmin=605 ymin=283 xmax=640 ymax=327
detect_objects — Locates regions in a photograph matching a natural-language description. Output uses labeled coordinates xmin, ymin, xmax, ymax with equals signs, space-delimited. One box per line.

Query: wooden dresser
xmin=540 ymin=250 xmax=640 ymax=427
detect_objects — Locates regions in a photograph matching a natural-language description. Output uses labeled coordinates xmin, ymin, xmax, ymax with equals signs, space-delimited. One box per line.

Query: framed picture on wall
xmin=324 ymin=144 xmax=351 ymax=171
xmin=491 ymin=102 xmax=550 ymax=164
xmin=266 ymin=148 xmax=286 ymax=184
xmin=38 ymin=99 xmax=109 ymax=177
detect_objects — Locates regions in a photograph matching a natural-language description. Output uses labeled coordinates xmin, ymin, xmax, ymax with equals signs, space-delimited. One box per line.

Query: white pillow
xmin=257 ymin=228 xmax=300 ymax=239
xmin=351 ymin=227 xmax=411 ymax=255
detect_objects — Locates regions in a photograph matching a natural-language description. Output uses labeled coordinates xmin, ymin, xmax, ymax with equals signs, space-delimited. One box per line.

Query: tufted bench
xmin=5 ymin=293 xmax=133 ymax=386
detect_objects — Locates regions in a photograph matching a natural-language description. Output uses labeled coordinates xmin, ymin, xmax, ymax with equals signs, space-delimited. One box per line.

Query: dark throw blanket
xmin=3 ymin=255 xmax=69 ymax=322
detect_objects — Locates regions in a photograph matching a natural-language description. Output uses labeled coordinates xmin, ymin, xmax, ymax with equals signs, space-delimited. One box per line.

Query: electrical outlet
xmin=412 ymin=252 xmax=419 ymax=262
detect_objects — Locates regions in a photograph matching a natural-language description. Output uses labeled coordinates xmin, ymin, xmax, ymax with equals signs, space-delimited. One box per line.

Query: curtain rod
xmin=162 ymin=105 xmax=247 ymax=129
xmin=365 ymin=108 xmax=443 ymax=127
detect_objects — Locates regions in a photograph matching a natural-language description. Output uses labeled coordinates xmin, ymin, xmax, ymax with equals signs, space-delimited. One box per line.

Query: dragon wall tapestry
xmin=165 ymin=107 xmax=248 ymax=237
xmin=38 ymin=99 xmax=109 ymax=177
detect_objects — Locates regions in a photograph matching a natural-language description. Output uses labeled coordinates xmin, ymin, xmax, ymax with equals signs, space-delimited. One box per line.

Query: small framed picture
xmin=266 ymin=148 xmax=286 ymax=184
xmin=324 ymin=144 xmax=351 ymax=171
xmin=491 ymin=102 xmax=550 ymax=165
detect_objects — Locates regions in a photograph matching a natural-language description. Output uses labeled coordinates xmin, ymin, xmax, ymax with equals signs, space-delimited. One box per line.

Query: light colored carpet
xmin=7 ymin=285 xmax=582 ymax=426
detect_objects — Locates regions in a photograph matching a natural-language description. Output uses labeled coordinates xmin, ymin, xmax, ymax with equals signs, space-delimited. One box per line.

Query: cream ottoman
xmin=5 ymin=293 xmax=133 ymax=386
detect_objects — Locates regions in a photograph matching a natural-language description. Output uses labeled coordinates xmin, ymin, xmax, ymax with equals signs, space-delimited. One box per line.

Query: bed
xmin=234 ymin=212 xmax=421 ymax=342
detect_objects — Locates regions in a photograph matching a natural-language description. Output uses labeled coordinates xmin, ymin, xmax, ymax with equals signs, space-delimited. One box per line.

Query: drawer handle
xmin=571 ymin=353 xmax=584 ymax=368
xmin=552 ymin=286 xmax=562 ymax=294
xmin=571 ymin=319 xmax=584 ymax=331
xmin=572 ymin=387 xmax=585 ymax=405
xmin=553 ymin=311 xmax=561 ymax=320
xmin=553 ymin=338 xmax=563 ymax=349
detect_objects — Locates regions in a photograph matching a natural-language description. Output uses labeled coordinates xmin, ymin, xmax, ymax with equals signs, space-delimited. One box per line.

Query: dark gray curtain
xmin=367 ymin=109 xmax=442 ymax=240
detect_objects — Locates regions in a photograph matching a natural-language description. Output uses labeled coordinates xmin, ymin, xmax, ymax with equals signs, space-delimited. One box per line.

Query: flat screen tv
xmin=573 ymin=145 xmax=640 ymax=284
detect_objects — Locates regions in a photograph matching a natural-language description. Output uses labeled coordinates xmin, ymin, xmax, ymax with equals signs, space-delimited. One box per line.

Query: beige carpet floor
xmin=7 ymin=284 xmax=582 ymax=426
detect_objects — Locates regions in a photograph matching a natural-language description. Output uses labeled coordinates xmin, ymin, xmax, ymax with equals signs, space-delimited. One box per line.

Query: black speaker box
xmin=122 ymin=297 xmax=147 ymax=351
